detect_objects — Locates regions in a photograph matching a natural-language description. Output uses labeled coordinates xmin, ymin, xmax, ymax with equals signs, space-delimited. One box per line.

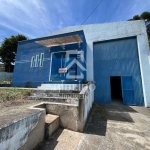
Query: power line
xmin=94 ymin=1 xmax=121 ymax=40
xmin=77 ymin=0 xmax=104 ymax=30
xmin=104 ymin=1 xmax=120 ymax=23
xmin=75 ymin=0 xmax=121 ymax=35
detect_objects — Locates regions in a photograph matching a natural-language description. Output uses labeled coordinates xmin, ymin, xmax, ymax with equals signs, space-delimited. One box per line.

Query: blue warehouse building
xmin=12 ymin=20 xmax=150 ymax=107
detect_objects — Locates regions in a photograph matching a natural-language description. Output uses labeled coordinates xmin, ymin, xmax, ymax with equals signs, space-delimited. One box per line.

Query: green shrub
xmin=0 ymin=79 xmax=11 ymax=84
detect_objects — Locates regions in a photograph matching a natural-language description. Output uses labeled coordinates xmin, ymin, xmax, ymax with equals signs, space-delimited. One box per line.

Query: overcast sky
xmin=0 ymin=0 xmax=150 ymax=42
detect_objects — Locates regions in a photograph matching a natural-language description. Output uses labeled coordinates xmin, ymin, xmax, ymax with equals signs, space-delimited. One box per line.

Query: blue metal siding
xmin=121 ymin=76 xmax=133 ymax=90
xmin=93 ymin=37 xmax=144 ymax=106
xmin=12 ymin=41 xmax=51 ymax=87
xmin=121 ymin=76 xmax=135 ymax=105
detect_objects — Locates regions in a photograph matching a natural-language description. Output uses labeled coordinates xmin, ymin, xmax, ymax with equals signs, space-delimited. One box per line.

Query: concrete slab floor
xmin=35 ymin=104 xmax=150 ymax=150
xmin=35 ymin=129 xmax=82 ymax=150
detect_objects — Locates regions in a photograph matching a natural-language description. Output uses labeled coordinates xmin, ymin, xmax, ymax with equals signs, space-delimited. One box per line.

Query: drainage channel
xmin=0 ymin=102 xmax=81 ymax=150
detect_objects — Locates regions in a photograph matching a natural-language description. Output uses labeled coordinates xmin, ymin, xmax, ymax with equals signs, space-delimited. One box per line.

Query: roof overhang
xmin=36 ymin=34 xmax=82 ymax=48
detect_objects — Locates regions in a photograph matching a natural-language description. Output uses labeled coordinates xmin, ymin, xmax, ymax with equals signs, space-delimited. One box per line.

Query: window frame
xmin=35 ymin=55 xmax=39 ymax=67
xmin=39 ymin=53 xmax=44 ymax=67
xmin=31 ymin=56 xmax=35 ymax=67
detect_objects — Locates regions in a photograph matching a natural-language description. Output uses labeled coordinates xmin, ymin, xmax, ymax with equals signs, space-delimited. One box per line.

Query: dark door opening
xmin=110 ymin=76 xmax=122 ymax=102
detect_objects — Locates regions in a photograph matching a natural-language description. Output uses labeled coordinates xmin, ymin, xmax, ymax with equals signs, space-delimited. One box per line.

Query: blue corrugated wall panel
xmin=93 ymin=37 xmax=144 ymax=106
xmin=121 ymin=76 xmax=135 ymax=105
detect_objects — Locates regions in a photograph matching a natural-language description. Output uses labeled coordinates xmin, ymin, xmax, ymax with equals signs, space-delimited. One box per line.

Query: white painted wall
xmin=79 ymin=84 xmax=94 ymax=123
xmin=44 ymin=20 xmax=150 ymax=107
xmin=84 ymin=86 xmax=94 ymax=122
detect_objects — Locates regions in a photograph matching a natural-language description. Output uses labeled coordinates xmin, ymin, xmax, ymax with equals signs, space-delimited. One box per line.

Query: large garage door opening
xmin=110 ymin=76 xmax=123 ymax=102
xmin=94 ymin=37 xmax=144 ymax=105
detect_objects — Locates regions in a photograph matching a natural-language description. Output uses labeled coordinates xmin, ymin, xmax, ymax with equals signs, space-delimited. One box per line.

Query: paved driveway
xmin=35 ymin=104 xmax=150 ymax=150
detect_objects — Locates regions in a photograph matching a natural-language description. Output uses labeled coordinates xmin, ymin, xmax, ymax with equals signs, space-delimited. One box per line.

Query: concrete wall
xmin=0 ymin=72 xmax=13 ymax=81
xmin=44 ymin=84 xmax=94 ymax=132
xmin=46 ymin=20 xmax=150 ymax=107
xmin=45 ymin=98 xmax=92 ymax=132
xmin=46 ymin=103 xmax=80 ymax=131
xmin=83 ymin=87 xmax=94 ymax=122
xmin=0 ymin=110 xmax=46 ymax=150
xmin=78 ymin=85 xmax=94 ymax=123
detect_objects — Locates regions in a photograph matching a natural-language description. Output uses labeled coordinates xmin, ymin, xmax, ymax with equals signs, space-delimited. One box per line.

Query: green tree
xmin=0 ymin=34 xmax=28 ymax=66
xmin=129 ymin=12 xmax=150 ymax=39
xmin=141 ymin=12 xmax=150 ymax=21
xmin=133 ymin=15 xmax=141 ymax=20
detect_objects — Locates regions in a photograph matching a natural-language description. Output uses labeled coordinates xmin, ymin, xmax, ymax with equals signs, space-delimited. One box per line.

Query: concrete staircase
xmin=28 ymin=89 xmax=80 ymax=105
xmin=28 ymin=83 xmax=87 ymax=104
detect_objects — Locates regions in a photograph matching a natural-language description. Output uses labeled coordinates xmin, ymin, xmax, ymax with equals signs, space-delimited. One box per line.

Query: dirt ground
xmin=35 ymin=104 xmax=150 ymax=150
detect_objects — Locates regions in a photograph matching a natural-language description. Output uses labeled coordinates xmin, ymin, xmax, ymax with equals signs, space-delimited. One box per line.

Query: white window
xmin=35 ymin=55 xmax=39 ymax=67
xmin=39 ymin=53 xmax=44 ymax=67
xmin=31 ymin=56 xmax=35 ymax=67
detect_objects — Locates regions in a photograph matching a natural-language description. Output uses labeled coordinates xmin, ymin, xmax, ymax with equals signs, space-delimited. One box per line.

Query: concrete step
xmin=31 ymin=92 xmax=80 ymax=97
xmin=45 ymin=114 xmax=59 ymax=139
xmin=37 ymin=84 xmax=86 ymax=91
xmin=37 ymin=87 xmax=79 ymax=91
xmin=34 ymin=90 xmax=80 ymax=93
xmin=28 ymin=96 xmax=79 ymax=105
xmin=37 ymin=87 xmax=61 ymax=90
xmin=40 ymin=84 xmax=82 ymax=88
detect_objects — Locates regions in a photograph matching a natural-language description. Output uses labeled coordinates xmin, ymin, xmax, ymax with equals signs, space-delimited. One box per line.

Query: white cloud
xmin=0 ymin=0 xmax=74 ymax=40
xmin=1 ymin=0 xmax=149 ymax=41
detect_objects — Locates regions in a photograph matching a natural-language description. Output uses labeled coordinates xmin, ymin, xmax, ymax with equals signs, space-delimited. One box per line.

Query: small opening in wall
xmin=110 ymin=76 xmax=123 ymax=103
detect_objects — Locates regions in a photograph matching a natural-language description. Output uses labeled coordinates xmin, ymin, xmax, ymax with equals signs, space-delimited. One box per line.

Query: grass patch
xmin=0 ymin=88 xmax=33 ymax=103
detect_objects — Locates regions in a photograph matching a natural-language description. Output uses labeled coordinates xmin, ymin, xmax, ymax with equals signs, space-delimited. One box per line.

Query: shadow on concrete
xmin=34 ymin=129 xmax=63 ymax=150
xmin=84 ymin=104 xmax=137 ymax=136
